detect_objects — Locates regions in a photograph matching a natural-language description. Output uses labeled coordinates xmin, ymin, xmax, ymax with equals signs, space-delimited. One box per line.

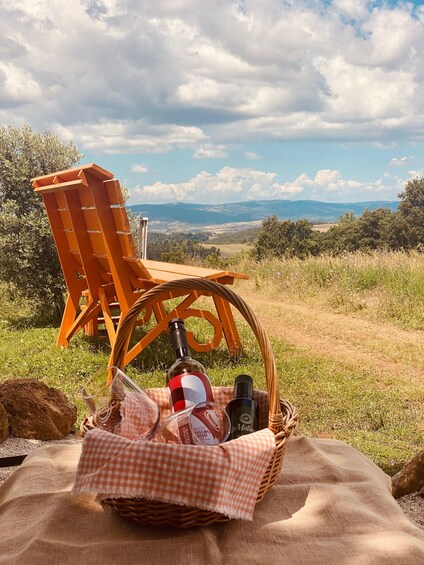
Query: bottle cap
xmin=168 ymin=318 xmax=184 ymax=332
xmin=234 ymin=374 xmax=253 ymax=398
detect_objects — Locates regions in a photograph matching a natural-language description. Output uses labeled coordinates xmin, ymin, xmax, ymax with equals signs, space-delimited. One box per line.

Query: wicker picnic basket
xmin=102 ymin=278 xmax=298 ymax=528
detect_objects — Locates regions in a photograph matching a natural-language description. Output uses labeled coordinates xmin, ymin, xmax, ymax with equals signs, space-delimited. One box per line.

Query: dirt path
xmin=236 ymin=288 xmax=424 ymax=382
xmin=235 ymin=287 xmax=424 ymax=530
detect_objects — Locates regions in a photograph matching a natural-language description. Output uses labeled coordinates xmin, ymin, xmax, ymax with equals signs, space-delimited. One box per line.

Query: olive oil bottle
xmin=226 ymin=374 xmax=259 ymax=440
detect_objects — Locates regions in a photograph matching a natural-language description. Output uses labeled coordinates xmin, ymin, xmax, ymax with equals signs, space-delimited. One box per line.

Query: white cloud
xmin=407 ymin=169 xmax=424 ymax=178
xmin=193 ymin=144 xmax=229 ymax=158
xmin=332 ymin=0 xmax=368 ymax=20
xmin=131 ymin=164 xmax=149 ymax=173
xmin=0 ymin=62 xmax=42 ymax=104
xmin=389 ymin=156 xmax=413 ymax=167
xmin=314 ymin=169 xmax=341 ymax=185
xmin=132 ymin=166 xmax=304 ymax=204
xmin=129 ymin=166 xmax=398 ymax=204
xmin=244 ymin=151 xmax=261 ymax=160
xmin=0 ymin=1 xmax=423 ymax=152
xmin=53 ymin=120 xmax=207 ymax=153
xmin=313 ymin=55 xmax=416 ymax=121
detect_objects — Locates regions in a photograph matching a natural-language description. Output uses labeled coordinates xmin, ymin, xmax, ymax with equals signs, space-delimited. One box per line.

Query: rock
xmin=392 ymin=450 xmax=424 ymax=499
xmin=0 ymin=403 xmax=8 ymax=443
xmin=0 ymin=379 xmax=77 ymax=440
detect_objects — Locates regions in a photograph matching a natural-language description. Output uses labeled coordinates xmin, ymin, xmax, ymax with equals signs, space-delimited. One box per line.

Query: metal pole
xmin=138 ymin=216 xmax=149 ymax=259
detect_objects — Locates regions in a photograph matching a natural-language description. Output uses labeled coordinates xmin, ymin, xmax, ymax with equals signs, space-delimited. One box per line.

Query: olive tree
xmin=398 ymin=177 xmax=424 ymax=247
xmin=0 ymin=125 xmax=82 ymax=322
xmin=254 ymin=215 xmax=320 ymax=260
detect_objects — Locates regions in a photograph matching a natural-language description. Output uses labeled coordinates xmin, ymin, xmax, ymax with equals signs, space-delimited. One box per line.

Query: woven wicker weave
xmin=102 ymin=278 xmax=298 ymax=528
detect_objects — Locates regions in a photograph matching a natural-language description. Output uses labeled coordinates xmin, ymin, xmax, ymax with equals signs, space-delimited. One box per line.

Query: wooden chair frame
xmin=32 ymin=164 xmax=248 ymax=366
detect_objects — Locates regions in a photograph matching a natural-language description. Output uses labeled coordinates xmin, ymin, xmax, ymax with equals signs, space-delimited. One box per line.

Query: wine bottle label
xmin=168 ymin=371 xmax=214 ymax=413
xmin=177 ymin=406 xmax=222 ymax=445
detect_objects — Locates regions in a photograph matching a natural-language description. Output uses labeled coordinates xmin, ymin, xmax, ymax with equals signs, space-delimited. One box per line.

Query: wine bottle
xmin=226 ymin=374 xmax=259 ymax=440
xmin=167 ymin=318 xmax=214 ymax=412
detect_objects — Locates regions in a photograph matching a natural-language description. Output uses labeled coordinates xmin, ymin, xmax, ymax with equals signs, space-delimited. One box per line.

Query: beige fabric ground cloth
xmin=0 ymin=435 xmax=423 ymax=565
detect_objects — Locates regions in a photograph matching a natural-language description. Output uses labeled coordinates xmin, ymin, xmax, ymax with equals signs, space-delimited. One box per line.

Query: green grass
xmin=236 ymin=250 xmax=424 ymax=330
xmin=0 ymin=316 xmax=422 ymax=475
xmin=0 ymin=250 xmax=423 ymax=475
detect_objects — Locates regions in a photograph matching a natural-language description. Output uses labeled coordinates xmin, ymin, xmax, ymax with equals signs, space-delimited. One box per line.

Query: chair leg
xmin=57 ymin=294 xmax=79 ymax=347
xmin=213 ymin=295 xmax=242 ymax=360
xmin=99 ymin=288 xmax=117 ymax=349
xmin=84 ymin=316 xmax=98 ymax=336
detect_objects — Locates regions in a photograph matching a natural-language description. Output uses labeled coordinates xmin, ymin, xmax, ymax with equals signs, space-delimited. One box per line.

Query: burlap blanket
xmin=0 ymin=436 xmax=423 ymax=565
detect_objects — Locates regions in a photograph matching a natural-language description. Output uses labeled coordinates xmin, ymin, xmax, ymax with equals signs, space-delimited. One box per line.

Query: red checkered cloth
xmin=72 ymin=387 xmax=277 ymax=520
xmin=117 ymin=392 xmax=159 ymax=441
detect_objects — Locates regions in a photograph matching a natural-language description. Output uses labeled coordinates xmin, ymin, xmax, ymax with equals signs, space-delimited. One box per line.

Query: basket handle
xmin=110 ymin=278 xmax=284 ymax=430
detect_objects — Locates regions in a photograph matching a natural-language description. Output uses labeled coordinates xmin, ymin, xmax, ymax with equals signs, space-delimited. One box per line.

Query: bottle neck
xmin=174 ymin=346 xmax=191 ymax=359
xmin=169 ymin=320 xmax=192 ymax=360
xmin=234 ymin=375 xmax=253 ymax=399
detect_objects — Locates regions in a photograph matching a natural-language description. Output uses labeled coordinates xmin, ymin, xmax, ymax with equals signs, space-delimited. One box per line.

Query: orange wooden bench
xmin=32 ymin=164 xmax=248 ymax=365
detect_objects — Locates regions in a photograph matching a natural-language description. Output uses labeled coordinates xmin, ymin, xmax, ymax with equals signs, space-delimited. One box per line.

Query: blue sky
xmin=1 ymin=1 xmax=424 ymax=205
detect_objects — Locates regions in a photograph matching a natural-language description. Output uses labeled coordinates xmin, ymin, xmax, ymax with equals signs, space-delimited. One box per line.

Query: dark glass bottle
xmin=167 ymin=318 xmax=214 ymax=412
xmin=226 ymin=374 xmax=259 ymax=440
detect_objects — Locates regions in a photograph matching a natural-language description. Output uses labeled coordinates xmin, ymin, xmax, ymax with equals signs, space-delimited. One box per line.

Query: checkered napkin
xmin=117 ymin=392 xmax=158 ymax=441
xmin=72 ymin=387 xmax=277 ymax=520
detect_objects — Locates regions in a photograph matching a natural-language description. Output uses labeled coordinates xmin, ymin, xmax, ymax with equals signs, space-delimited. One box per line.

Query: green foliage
xmin=0 ymin=202 xmax=66 ymax=323
xmin=323 ymin=206 xmax=422 ymax=254
xmin=398 ymin=177 xmax=424 ymax=246
xmin=254 ymin=215 xmax=320 ymax=260
xmin=0 ymin=125 xmax=82 ymax=323
xmin=255 ymin=177 xmax=424 ymax=261
xmin=0 ymin=283 xmax=422 ymax=474
xmin=399 ymin=176 xmax=424 ymax=211
xmin=239 ymin=251 xmax=424 ymax=330
xmin=0 ymin=125 xmax=81 ymax=214
xmin=147 ymin=231 xmax=220 ymax=264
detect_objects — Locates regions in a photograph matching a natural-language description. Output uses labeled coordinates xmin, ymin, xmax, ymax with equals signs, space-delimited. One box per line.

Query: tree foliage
xmin=255 ymin=216 xmax=320 ymax=260
xmin=0 ymin=125 xmax=82 ymax=322
xmin=147 ymin=231 xmax=220 ymax=264
xmin=397 ymin=177 xmax=424 ymax=246
xmin=254 ymin=178 xmax=424 ymax=261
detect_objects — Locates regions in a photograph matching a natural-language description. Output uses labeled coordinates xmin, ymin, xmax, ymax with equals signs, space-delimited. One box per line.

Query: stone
xmin=392 ymin=450 xmax=424 ymax=499
xmin=0 ymin=379 xmax=77 ymax=440
xmin=0 ymin=403 xmax=8 ymax=443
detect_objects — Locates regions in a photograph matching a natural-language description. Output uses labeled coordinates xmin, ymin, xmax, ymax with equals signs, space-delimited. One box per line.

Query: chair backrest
xmin=32 ymin=163 xmax=151 ymax=311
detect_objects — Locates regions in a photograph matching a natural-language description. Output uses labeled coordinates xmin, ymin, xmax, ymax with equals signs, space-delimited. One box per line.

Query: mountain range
xmin=129 ymin=199 xmax=399 ymax=231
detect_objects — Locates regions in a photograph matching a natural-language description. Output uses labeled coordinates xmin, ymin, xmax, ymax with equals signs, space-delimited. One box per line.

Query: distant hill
xmin=129 ymin=199 xmax=399 ymax=231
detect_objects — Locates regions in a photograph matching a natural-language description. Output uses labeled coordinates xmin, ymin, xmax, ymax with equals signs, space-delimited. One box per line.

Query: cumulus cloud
xmin=132 ymin=166 xmax=304 ymax=204
xmin=389 ymin=156 xmax=413 ymax=167
xmin=131 ymin=164 xmax=148 ymax=173
xmin=130 ymin=166 xmax=395 ymax=204
xmin=244 ymin=151 xmax=261 ymax=160
xmin=53 ymin=120 xmax=206 ymax=153
xmin=407 ymin=169 xmax=424 ymax=178
xmin=0 ymin=0 xmax=423 ymax=153
xmin=332 ymin=0 xmax=368 ymax=21
xmin=193 ymin=144 xmax=229 ymax=158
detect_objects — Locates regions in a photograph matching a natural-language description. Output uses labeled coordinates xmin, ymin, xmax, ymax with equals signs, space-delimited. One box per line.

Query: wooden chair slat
xmin=32 ymin=163 xmax=248 ymax=359
xmin=79 ymin=189 xmax=95 ymax=208
xmin=87 ymin=232 xmax=105 ymax=255
xmin=104 ymin=179 xmax=125 ymax=205
xmin=111 ymin=207 xmax=131 ymax=231
xmin=118 ymin=232 xmax=137 ymax=258
xmin=64 ymin=230 xmax=79 ymax=253
xmin=82 ymin=208 xmax=101 ymax=231
xmin=59 ymin=209 xmax=73 ymax=230
xmin=55 ymin=191 xmax=67 ymax=209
